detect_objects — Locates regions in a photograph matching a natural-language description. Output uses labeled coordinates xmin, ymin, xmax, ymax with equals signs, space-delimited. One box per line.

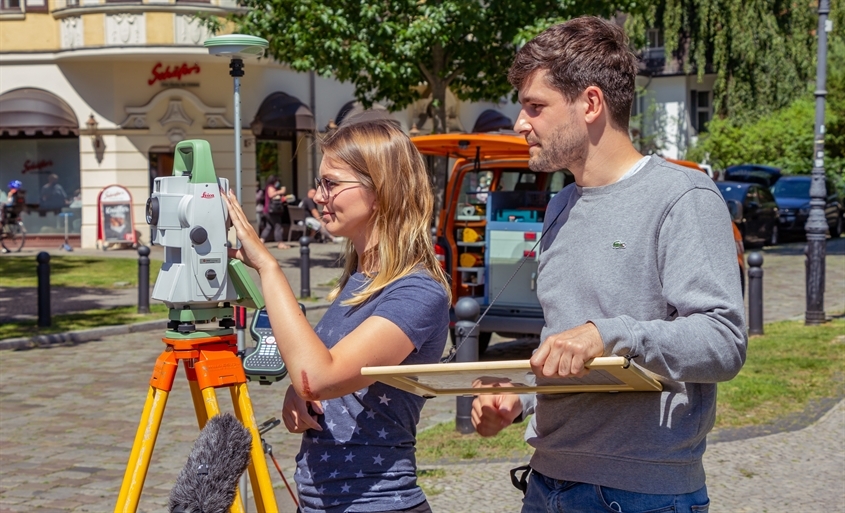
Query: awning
xmin=472 ymin=109 xmax=513 ymax=133
xmin=0 ymin=88 xmax=79 ymax=137
xmin=334 ymin=100 xmax=399 ymax=127
xmin=250 ymin=92 xmax=316 ymax=139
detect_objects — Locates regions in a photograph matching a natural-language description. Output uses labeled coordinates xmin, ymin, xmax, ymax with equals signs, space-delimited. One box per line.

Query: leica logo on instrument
xmin=201 ymin=192 xmax=215 ymax=199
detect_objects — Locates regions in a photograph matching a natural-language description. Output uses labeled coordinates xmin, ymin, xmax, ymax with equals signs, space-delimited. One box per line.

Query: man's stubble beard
xmin=528 ymin=126 xmax=588 ymax=173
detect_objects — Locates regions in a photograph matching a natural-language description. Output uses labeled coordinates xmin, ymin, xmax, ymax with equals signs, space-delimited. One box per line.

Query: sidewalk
xmin=1 ymin=239 xmax=844 ymax=512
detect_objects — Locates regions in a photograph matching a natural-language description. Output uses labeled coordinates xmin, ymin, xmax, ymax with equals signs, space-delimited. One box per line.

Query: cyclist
xmin=2 ymin=180 xmax=25 ymax=224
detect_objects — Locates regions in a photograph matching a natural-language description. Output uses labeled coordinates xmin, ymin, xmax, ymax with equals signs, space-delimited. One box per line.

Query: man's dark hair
xmin=509 ymin=16 xmax=639 ymax=130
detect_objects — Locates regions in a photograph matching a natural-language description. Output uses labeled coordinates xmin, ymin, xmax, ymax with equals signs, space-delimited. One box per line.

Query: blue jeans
xmin=521 ymin=471 xmax=709 ymax=513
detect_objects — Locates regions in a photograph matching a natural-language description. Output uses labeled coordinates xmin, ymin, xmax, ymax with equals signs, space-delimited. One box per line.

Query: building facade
xmin=1 ymin=4 xmax=708 ymax=249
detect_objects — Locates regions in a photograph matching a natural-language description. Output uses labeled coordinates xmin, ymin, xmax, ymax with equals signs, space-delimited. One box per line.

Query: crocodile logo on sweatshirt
xmin=612 ymin=240 xmax=626 ymax=249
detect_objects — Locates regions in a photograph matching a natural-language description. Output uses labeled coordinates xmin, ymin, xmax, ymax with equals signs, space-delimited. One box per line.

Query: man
xmin=39 ymin=173 xmax=68 ymax=212
xmin=471 ymin=17 xmax=747 ymax=512
xmin=300 ymin=188 xmax=336 ymax=243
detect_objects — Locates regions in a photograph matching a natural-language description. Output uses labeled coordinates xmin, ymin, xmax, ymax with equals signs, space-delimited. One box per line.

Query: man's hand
xmin=471 ymin=381 xmax=523 ymax=437
xmin=530 ymin=323 xmax=604 ymax=379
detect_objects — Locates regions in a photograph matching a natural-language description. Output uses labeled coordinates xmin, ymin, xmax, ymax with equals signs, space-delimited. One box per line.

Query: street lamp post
xmin=805 ymin=0 xmax=831 ymax=326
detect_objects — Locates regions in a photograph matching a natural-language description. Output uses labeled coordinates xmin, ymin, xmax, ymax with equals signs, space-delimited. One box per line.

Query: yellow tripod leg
xmin=188 ymin=377 xmax=209 ymax=429
xmin=114 ymin=386 xmax=169 ymax=513
xmin=232 ymin=383 xmax=280 ymax=513
xmin=200 ymin=386 xmax=247 ymax=513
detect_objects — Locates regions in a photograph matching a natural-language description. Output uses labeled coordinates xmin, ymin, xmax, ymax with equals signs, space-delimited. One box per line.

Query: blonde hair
xmin=320 ymin=119 xmax=450 ymax=306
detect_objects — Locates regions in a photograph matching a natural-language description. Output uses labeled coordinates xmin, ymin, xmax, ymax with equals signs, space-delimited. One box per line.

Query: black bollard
xmin=454 ymin=297 xmax=480 ymax=434
xmin=299 ymin=236 xmax=312 ymax=299
xmin=137 ymin=246 xmax=151 ymax=314
xmin=36 ymin=252 xmax=51 ymax=327
xmin=747 ymin=252 xmax=764 ymax=335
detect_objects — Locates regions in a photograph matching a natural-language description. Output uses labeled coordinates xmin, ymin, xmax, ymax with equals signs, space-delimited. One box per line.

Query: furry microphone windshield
xmin=169 ymin=412 xmax=253 ymax=513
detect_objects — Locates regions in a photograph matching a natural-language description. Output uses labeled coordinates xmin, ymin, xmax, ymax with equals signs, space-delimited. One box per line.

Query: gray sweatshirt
xmin=524 ymin=156 xmax=747 ymax=495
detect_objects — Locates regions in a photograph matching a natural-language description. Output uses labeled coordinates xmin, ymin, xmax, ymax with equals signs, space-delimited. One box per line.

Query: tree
xmin=229 ymin=0 xmax=636 ymax=199
xmin=682 ymin=6 xmax=845 ymax=181
xmin=626 ymin=0 xmax=845 ymax=125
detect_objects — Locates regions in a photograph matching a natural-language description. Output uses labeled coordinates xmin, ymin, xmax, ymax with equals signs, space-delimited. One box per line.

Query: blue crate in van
xmin=495 ymin=209 xmax=538 ymax=222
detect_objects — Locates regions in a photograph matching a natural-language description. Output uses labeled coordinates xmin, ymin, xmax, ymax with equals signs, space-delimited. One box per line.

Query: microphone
xmin=169 ymin=412 xmax=253 ymax=513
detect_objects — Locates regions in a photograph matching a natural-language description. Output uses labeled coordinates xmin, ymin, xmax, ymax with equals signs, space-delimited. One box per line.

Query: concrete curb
xmin=0 ymin=318 xmax=167 ymax=350
xmin=0 ymin=301 xmax=334 ymax=351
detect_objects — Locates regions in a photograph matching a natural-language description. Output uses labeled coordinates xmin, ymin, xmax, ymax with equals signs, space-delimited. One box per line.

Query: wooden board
xmin=361 ymin=357 xmax=663 ymax=397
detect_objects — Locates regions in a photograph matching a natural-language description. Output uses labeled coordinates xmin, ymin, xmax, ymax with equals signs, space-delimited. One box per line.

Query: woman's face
xmin=314 ymin=157 xmax=376 ymax=243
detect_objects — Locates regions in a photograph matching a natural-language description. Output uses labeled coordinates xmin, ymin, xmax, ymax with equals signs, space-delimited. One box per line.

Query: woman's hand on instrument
xmin=282 ymin=385 xmax=323 ymax=433
xmin=221 ymin=188 xmax=277 ymax=273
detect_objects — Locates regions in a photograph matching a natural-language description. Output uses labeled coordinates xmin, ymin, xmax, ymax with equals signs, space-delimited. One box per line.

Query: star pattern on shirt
xmin=320 ymin=452 xmax=330 ymax=462
xmin=355 ymin=470 xmax=364 ymax=478
xmin=377 ymin=428 xmax=388 ymax=439
xmin=344 ymin=452 xmax=355 ymax=462
xmin=326 ymin=419 xmax=336 ymax=431
xmin=366 ymin=409 xmax=376 ymax=419
xmin=378 ymin=393 xmax=392 ymax=405
xmin=373 ymin=454 xmax=384 ymax=465
xmin=329 ymin=469 xmax=339 ymax=479
xmin=341 ymin=483 xmax=351 ymax=493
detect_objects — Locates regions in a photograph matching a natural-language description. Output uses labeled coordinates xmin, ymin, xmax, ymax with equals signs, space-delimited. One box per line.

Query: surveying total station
xmin=115 ymin=139 xmax=282 ymax=513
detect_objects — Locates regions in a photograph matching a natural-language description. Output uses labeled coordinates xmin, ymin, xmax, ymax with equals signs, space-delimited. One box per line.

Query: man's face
xmin=514 ymin=70 xmax=588 ymax=172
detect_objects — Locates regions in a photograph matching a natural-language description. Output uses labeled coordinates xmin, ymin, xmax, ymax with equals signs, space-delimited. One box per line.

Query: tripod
xmin=114 ymin=323 xmax=280 ymax=513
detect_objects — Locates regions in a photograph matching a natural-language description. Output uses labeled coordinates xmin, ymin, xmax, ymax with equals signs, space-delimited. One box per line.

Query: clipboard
xmin=361 ymin=357 xmax=663 ymax=397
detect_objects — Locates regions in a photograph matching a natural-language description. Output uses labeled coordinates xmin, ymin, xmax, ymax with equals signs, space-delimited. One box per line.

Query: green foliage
xmin=686 ymin=35 xmax=845 ymax=178
xmin=231 ymin=0 xmax=632 ymax=129
xmin=628 ymin=0 xmax=845 ymax=124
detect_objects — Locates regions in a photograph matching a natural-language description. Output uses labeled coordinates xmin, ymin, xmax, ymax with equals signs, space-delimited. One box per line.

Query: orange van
xmin=413 ymin=134 xmax=572 ymax=352
xmin=412 ymin=135 xmax=746 ymax=353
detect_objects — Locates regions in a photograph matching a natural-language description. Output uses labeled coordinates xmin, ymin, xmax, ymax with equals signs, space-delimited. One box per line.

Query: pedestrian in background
xmin=472 ymin=16 xmax=747 ymax=513
xmin=222 ymin=118 xmax=450 ymax=513
xmin=300 ymin=187 xmax=336 ymax=243
xmin=259 ymin=174 xmax=290 ymax=249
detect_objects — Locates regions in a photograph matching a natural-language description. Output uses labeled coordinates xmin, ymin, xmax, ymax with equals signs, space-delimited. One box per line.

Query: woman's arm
xmin=223 ymin=189 xmax=415 ymax=400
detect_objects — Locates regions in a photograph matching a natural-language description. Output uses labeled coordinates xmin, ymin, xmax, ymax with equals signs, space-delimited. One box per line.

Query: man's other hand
xmin=530 ymin=322 xmax=604 ymax=379
xmin=471 ymin=384 xmax=523 ymax=437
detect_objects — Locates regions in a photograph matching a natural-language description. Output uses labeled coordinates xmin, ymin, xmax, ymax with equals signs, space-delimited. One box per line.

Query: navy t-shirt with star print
xmin=294 ymin=270 xmax=449 ymax=513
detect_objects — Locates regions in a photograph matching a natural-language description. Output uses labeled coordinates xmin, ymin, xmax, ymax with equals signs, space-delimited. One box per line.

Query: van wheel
xmin=449 ymin=329 xmax=492 ymax=357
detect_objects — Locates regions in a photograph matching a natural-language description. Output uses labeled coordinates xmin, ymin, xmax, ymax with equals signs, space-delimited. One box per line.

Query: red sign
xmin=21 ymin=159 xmax=53 ymax=174
xmin=148 ymin=62 xmax=201 ymax=86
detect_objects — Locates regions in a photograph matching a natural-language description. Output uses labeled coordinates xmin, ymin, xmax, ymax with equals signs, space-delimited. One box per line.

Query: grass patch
xmin=416 ymin=419 xmax=533 ymax=465
xmin=715 ymin=316 xmax=845 ymax=428
xmin=0 ymin=256 xmax=162 ymax=288
xmin=318 ymin=277 xmax=340 ymax=288
xmin=0 ymin=304 xmax=170 ymax=340
xmin=416 ymin=317 xmax=845 ymax=463
xmin=416 ymin=468 xmax=447 ymax=497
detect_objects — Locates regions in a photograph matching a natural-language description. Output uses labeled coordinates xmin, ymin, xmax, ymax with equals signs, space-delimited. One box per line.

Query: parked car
xmin=772 ymin=175 xmax=843 ymax=239
xmin=724 ymin=164 xmax=782 ymax=187
xmin=715 ymin=181 xmax=780 ymax=248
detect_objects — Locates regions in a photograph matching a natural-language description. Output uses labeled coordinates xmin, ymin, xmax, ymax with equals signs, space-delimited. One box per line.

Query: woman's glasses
xmin=315 ymin=177 xmax=362 ymax=197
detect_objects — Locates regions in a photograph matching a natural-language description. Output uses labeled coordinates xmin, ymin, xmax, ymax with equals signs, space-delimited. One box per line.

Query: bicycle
xmin=1 ymin=204 xmax=27 ymax=253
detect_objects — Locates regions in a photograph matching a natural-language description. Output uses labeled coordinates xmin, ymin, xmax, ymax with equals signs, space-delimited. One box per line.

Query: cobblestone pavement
xmin=1 ymin=238 xmax=844 ymax=512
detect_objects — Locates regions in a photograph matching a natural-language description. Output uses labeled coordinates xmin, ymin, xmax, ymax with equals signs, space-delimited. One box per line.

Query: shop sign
xmin=149 ymin=62 xmax=201 ymax=87
xmin=97 ymin=184 xmax=138 ymax=248
xmin=21 ymin=159 xmax=53 ymax=174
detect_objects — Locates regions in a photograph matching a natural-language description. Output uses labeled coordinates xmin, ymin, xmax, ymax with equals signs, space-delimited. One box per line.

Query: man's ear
xmin=583 ymin=86 xmax=604 ymax=124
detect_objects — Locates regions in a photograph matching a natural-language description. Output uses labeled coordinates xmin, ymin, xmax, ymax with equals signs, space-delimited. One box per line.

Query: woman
xmin=260 ymin=174 xmax=291 ymax=249
xmin=223 ymin=119 xmax=451 ymax=513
